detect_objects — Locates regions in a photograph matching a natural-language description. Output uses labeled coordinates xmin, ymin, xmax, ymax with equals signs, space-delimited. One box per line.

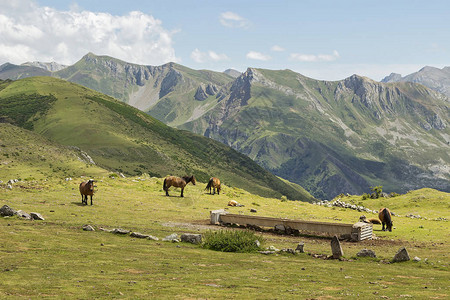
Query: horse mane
xmin=182 ymin=175 xmax=195 ymax=184
xmin=205 ymin=178 xmax=213 ymax=190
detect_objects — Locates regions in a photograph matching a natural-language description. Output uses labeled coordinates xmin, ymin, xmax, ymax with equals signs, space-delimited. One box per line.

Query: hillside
xmin=180 ymin=69 xmax=450 ymax=199
xmin=0 ymin=77 xmax=313 ymax=201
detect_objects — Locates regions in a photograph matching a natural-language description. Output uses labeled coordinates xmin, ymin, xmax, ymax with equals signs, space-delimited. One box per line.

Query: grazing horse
xmin=378 ymin=208 xmax=393 ymax=232
xmin=163 ymin=175 xmax=196 ymax=197
xmin=79 ymin=179 xmax=95 ymax=205
xmin=359 ymin=215 xmax=382 ymax=225
xmin=205 ymin=177 xmax=221 ymax=195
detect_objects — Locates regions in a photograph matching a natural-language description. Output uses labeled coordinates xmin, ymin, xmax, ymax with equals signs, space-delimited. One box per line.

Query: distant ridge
xmin=381 ymin=65 xmax=450 ymax=97
xmin=224 ymin=68 xmax=242 ymax=78
xmin=21 ymin=61 xmax=68 ymax=72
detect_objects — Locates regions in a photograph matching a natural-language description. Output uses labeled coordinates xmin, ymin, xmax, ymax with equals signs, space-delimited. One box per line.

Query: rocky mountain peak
xmin=381 ymin=73 xmax=402 ymax=83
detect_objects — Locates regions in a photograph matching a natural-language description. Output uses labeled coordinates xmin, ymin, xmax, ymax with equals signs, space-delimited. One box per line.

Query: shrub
xmin=280 ymin=196 xmax=288 ymax=202
xmin=202 ymin=230 xmax=264 ymax=253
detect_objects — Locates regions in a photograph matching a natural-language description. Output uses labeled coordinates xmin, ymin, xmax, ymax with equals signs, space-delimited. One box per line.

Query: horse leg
xmin=81 ymin=194 xmax=84 ymax=204
xmin=213 ymin=187 xmax=216 ymax=195
xmin=181 ymin=187 xmax=184 ymax=197
xmin=90 ymin=195 xmax=93 ymax=205
xmin=381 ymin=222 xmax=386 ymax=231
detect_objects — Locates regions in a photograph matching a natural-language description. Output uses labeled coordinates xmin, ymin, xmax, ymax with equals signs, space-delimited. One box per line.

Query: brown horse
xmin=79 ymin=179 xmax=95 ymax=205
xmin=163 ymin=175 xmax=196 ymax=197
xmin=378 ymin=208 xmax=393 ymax=232
xmin=205 ymin=177 xmax=221 ymax=195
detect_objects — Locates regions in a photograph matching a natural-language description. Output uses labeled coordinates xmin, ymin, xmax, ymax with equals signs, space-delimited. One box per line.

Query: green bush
xmin=202 ymin=230 xmax=264 ymax=253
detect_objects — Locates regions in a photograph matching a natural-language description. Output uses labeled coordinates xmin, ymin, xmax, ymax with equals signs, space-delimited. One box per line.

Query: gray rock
xmin=30 ymin=212 xmax=45 ymax=220
xmin=356 ymin=249 xmax=376 ymax=258
xmin=393 ymin=247 xmax=410 ymax=262
xmin=194 ymin=85 xmax=209 ymax=101
xmin=254 ymin=240 xmax=261 ymax=248
xmin=15 ymin=210 xmax=31 ymax=220
xmin=282 ymin=248 xmax=296 ymax=254
xmin=0 ymin=205 xmax=16 ymax=217
xmin=250 ymin=208 xmax=257 ymax=213
xmin=146 ymin=235 xmax=159 ymax=241
xmin=6 ymin=184 xmax=12 ymax=190
xmin=112 ymin=228 xmax=130 ymax=235
xmin=163 ymin=233 xmax=179 ymax=242
xmin=130 ymin=232 xmax=149 ymax=239
xmin=267 ymin=245 xmax=279 ymax=252
xmin=331 ymin=236 xmax=344 ymax=259
xmin=413 ymin=256 xmax=421 ymax=262
xmin=180 ymin=233 xmax=202 ymax=244
xmin=274 ymin=224 xmax=285 ymax=232
xmin=259 ymin=251 xmax=276 ymax=255
xmin=296 ymin=242 xmax=305 ymax=253
xmin=119 ymin=173 xmax=126 ymax=178
xmin=82 ymin=224 xmax=95 ymax=231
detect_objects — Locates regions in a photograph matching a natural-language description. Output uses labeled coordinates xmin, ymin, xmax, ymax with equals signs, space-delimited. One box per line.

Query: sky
xmin=0 ymin=0 xmax=449 ymax=81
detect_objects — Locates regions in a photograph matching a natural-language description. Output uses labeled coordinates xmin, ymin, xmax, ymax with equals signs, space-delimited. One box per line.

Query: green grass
xmin=0 ymin=176 xmax=448 ymax=299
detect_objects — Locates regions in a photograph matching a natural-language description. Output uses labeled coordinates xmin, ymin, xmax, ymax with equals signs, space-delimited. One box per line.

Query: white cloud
xmin=0 ymin=1 xmax=178 ymax=65
xmin=190 ymin=49 xmax=229 ymax=63
xmin=246 ymin=51 xmax=271 ymax=61
xmin=290 ymin=50 xmax=340 ymax=62
xmin=219 ymin=11 xmax=250 ymax=28
xmin=271 ymin=45 xmax=285 ymax=52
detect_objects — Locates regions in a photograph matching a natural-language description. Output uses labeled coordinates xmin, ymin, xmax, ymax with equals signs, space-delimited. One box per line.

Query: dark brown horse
xmin=378 ymin=208 xmax=393 ymax=232
xmin=205 ymin=177 xmax=221 ymax=195
xmin=163 ymin=175 xmax=196 ymax=197
xmin=79 ymin=179 xmax=95 ymax=205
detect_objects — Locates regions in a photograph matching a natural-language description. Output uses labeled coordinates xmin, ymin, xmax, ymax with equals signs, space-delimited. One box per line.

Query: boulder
xmin=393 ymin=247 xmax=410 ymax=262
xmin=130 ymin=232 xmax=149 ymax=239
xmin=413 ymin=256 xmax=421 ymax=262
xmin=250 ymin=208 xmax=257 ymax=213
xmin=15 ymin=210 xmax=31 ymax=220
xmin=82 ymin=224 xmax=95 ymax=231
xmin=0 ymin=205 xmax=16 ymax=217
xmin=30 ymin=212 xmax=45 ymax=220
xmin=146 ymin=235 xmax=159 ymax=241
xmin=163 ymin=233 xmax=179 ymax=242
xmin=331 ymin=236 xmax=344 ymax=259
xmin=356 ymin=249 xmax=376 ymax=258
xmin=254 ymin=240 xmax=261 ymax=248
xmin=180 ymin=233 xmax=202 ymax=244
xmin=112 ymin=228 xmax=130 ymax=235
xmin=296 ymin=242 xmax=305 ymax=253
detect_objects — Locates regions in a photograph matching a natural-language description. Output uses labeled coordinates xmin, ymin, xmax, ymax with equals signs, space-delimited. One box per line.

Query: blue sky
xmin=1 ymin=0 xmax=449 ymax=80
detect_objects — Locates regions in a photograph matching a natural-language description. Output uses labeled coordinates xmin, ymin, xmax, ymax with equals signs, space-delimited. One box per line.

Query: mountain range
xmin=1 ymin=54 xmax=449 ymax=199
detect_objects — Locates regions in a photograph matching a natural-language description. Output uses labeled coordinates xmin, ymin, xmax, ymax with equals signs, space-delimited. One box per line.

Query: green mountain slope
xmin=0 ymin=77 xmax=313 ymax=201
xmin=180 ymin=68 xmax=450 ymax=199
xmin=0 ymin=122 xmax=107 ymax=180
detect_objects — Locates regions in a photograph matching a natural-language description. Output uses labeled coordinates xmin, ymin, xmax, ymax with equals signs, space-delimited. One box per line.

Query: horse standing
xmin=205 ymin=177 xmax=221 ymax=195
xmin=79 ymin=179 xmax=95 ymax=205
xmin=163 ymin=175 xmax=196 ymax=197
xmin=378 ymin=208 xmax=393 ymax=232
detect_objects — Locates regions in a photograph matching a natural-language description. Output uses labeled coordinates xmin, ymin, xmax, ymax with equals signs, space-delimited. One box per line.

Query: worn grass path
xmin=1 ymin=176 xmax=449 ymax=299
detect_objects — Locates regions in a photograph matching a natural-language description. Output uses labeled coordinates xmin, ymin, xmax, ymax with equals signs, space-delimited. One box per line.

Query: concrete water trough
xmin=210 ymin=210 xmax=372 ymax=242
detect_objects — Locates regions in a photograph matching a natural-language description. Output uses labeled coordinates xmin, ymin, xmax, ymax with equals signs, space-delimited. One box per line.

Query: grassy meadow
xmin=1 ymin=174 xmax=449 ymax=299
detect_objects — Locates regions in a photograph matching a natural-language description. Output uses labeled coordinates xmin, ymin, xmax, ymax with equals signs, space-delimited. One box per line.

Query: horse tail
xmin=383 ymin=208 xmax=392 ymax=224
xmin=163 ymin=178 xmax=168 ymax=191
xmin=205 ymin=178 xmax=213 ymax=191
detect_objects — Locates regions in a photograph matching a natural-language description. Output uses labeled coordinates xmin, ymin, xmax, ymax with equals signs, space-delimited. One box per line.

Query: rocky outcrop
xmin=159 ymin=68 xmax=182 ymax=98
